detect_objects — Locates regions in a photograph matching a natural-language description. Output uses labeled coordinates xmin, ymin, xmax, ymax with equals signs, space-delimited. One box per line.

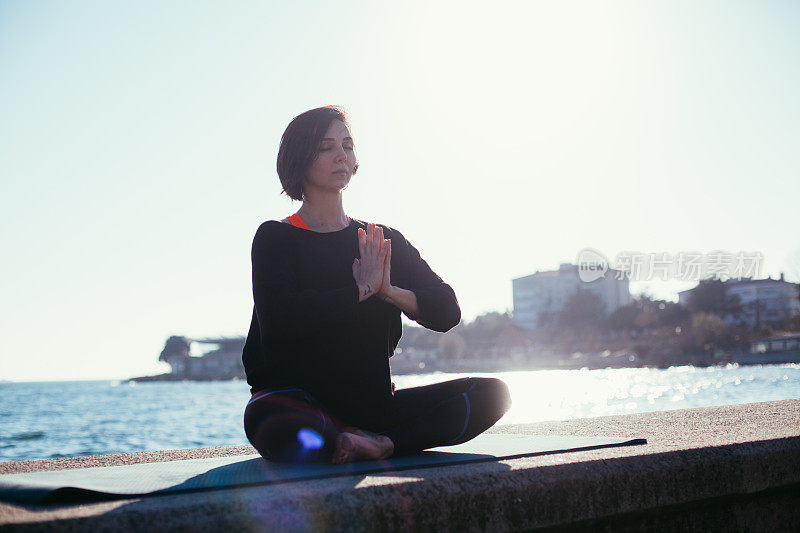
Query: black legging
xmin=243 ymin=377 xmax=512 ymax=463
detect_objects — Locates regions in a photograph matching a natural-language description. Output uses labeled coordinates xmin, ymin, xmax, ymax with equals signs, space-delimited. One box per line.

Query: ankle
xmin=379 ymin=435 xmax=395 ymax=458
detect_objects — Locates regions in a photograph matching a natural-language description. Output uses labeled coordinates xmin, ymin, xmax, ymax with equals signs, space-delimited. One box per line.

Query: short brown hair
xmin=276 ymin=106 xmax=358 ymax=201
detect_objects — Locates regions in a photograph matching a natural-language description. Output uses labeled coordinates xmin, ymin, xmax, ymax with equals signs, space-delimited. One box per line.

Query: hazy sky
xmin=2 ymin=1 xmax=799 ymax=381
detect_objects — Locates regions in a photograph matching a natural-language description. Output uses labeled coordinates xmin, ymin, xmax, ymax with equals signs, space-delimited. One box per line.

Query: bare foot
xmin=343 ymin=427 xmax=379 ymax=439
xmin=331 ymin=431 xmax=394 ymax=464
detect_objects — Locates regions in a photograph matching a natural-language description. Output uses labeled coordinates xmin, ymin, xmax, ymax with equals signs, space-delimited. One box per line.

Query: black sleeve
xmin=393 ymin=229 xmax=461 ymax=333
xmin=251 ymin=223 xmax=360 ymax=341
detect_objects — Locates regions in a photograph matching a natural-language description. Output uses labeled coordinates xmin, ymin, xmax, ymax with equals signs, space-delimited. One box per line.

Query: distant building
xmin=678 ymin=273 xmax=800 ymax=328
xmin=158 ymin=335 xmax=246 ymax=380
xmin=750 ymin=332 xmax=800 ymax=354
xmin=512 ymin=263 xmax=631 ymax=330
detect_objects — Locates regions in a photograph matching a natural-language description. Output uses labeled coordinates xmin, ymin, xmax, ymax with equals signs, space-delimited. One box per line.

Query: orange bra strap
xmin=287 ymin=213 xmax=311 ymax=230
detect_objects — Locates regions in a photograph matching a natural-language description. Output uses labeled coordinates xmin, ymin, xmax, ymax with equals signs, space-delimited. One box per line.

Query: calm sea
xmin=2 ymin=364 xmax=798 ymax=463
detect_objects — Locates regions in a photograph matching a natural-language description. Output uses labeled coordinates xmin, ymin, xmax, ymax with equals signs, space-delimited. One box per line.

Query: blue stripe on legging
xmin=246 ymin=388 xmax=303 ymax=406
xmin=443 ymin=392 xmax=471 ymax=445
xmin=444 ymin=380 xmax=478 ymax=445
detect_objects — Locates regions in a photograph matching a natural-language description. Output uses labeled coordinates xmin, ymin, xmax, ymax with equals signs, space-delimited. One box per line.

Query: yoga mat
xmin=0 ymin=434 xmax=646 ymax=505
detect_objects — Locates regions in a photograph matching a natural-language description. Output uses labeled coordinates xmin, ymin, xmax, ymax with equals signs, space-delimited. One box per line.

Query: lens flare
xmin=297 ymin=428 xmax=324 ymax=450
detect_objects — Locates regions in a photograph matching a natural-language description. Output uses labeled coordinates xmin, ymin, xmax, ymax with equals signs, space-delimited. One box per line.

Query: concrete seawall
xmin=1 ymin=399 xmax=798 ymax=531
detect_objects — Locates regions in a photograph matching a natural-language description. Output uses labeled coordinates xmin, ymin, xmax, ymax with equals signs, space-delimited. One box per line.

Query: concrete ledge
xmin=1 ymin=399 xmax=798 ymax=532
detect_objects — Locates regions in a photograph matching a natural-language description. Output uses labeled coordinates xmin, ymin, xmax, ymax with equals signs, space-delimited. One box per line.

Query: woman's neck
xmin=296 ymin=196 xmax=350 ymax=232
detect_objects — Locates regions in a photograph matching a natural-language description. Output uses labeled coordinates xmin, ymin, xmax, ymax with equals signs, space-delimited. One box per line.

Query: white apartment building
xmin=512 ymin=263 xmax=631 ymax=330
xmin=678 ymin=273 xmax=800 ymax=328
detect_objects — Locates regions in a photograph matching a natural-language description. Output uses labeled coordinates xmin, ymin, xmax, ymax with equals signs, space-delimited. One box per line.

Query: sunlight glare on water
xmin=391 ymin=364 xmax=799 ymax=425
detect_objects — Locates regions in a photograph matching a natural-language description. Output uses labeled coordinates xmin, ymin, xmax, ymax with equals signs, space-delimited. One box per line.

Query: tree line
xmin=398 ymin=279 xmax=800 ymax=367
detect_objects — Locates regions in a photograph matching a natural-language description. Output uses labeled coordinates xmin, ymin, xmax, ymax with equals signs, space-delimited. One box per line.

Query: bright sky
xmin=1 ymin=1 xmax=799 ymax=381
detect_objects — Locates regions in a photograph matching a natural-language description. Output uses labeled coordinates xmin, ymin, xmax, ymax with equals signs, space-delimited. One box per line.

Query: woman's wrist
xmin=379 ymin=286 xmax=420 ymax=318
xmin=378 ymin=285 xmax=397 ymax=302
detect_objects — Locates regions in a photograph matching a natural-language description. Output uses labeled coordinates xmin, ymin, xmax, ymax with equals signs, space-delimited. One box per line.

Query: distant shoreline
xmin=126 ymin=355 xmax=799 ymax=383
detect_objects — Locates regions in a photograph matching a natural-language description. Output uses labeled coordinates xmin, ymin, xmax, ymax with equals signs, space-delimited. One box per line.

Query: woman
xmin=242 ymin=106 xmax=510 ymax=464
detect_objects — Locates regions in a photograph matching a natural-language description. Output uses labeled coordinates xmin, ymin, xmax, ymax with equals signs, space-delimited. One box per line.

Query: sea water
xmin=1 ymin=364 xmax=798 ymax=462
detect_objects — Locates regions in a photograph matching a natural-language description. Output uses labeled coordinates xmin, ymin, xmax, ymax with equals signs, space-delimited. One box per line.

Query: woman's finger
xmin=364 ymin=226 xmax=373 ymax=259
xmin=380 ymin=242 xmax=390 ymax=289
xmin=371 ymin=225 xmax=382 ymax=260
xmin=364 ymin=224 xmax=372 ymax=257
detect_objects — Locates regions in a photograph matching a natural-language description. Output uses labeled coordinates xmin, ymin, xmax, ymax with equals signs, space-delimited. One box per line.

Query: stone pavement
xmin=1 ymin=399 xmax=798 ymax=532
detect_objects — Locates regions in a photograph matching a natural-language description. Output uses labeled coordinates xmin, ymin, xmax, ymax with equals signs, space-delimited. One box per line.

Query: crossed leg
xmin=378 ymin=377 xmax=512 ymax=456
xmin=243 ymin=377 xmax=511 ymax=464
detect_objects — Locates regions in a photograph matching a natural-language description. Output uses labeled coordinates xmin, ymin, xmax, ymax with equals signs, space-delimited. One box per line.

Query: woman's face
xmin=303 ymin=120 xmax=357 ymax=196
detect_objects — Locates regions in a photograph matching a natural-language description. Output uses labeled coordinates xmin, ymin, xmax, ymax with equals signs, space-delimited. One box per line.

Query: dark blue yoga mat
xmin=0 ymin=434 xmax=646 ymax=505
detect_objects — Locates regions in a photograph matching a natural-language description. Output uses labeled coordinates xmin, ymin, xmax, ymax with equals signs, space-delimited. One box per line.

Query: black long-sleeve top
xmin=241 ymin=217 xmax=461 ymax=427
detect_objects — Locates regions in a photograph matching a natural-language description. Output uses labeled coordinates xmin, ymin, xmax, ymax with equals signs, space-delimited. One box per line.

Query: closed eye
xmin=319 ymin=145 xmax=355 ymax=151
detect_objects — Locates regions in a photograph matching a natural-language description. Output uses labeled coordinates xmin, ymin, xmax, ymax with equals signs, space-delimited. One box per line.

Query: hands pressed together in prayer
xmin=352 ymin=222 xmax=392 ymax=302
xmin=351 ymin=223 xmax=420 ymax=318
